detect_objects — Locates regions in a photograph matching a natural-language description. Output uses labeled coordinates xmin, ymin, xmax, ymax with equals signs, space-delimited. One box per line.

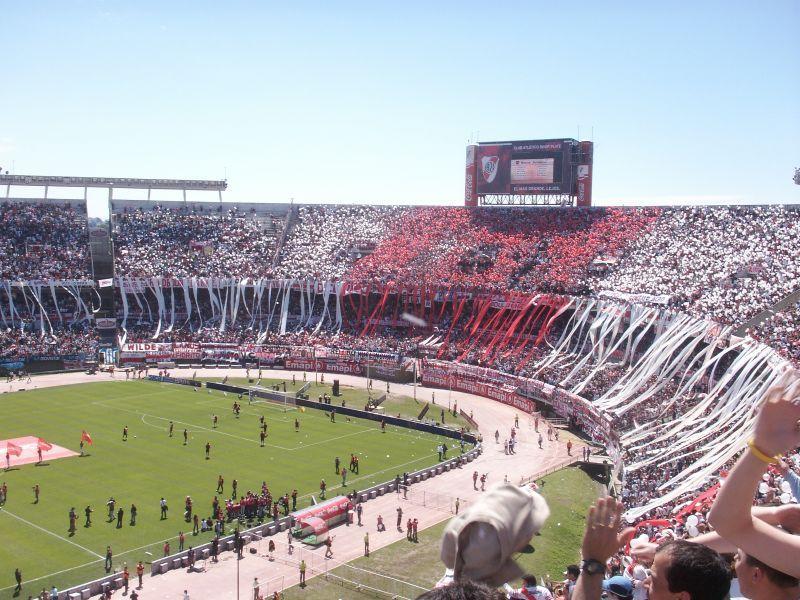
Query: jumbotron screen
xmin=464 ymin=138 xmax=593 ymax=206
xmin=472 ymin=139 xmax=573 ymax=195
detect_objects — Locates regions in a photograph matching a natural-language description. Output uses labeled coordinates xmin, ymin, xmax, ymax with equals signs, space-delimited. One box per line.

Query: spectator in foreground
xmin=572 ymin=497 xmax=730 ymax=600
xmin=708 ymin=371 xmax=800 ymax=580
xmin=643 ymin=540 xmax=730 ymax=600
xmin=503 ymin=574 xmax=553 ymax=599
xmin=734 ymin=550 xmax=800 ymax=600
xmin=416 ymin=580 xmax=505 ymax=599
xmin=632 ymin=504 xmax=800 ymax=599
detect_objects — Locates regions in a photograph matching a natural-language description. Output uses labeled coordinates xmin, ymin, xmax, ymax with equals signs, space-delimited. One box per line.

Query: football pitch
xmin=0 ymin=379 xmax=453 ymax=596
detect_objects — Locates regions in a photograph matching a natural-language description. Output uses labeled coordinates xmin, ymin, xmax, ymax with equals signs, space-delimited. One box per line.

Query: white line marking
xmin=92 ymin=402 xmax=294 ymax=451
xmin=0 ymin=509 xmax=104 ymax=559
xmin=0 ymin=558 xmax=103 ymax=593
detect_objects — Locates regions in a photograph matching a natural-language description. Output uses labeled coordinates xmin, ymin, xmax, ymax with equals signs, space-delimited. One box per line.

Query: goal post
xmin=247 ymin=385 xmax=297 ymax=412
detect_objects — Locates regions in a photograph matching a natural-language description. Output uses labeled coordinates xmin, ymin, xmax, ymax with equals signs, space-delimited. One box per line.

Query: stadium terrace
xmin=1 ymin=194 xmax=799 ymax=599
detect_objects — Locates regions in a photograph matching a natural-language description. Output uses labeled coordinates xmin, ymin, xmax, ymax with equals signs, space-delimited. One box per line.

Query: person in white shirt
xmin=503 ymin=575 xmax=553 ymax=599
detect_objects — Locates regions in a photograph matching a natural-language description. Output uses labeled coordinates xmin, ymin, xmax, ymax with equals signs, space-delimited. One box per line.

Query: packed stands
xmin=334 ymin=207 xmax=659 ymax=292
xmin=1 ymin=198 xmax=799 ymax=597
xmin=0 ymin=201 xmax=89 ymax=280
xmin=0 ymin=325 xmax=98 ymax=359
xmin=275 ymin=204 xmax=407 ymax=280
xmin=748 ymin=298 xmax=800 ymax=367
xmin=113 ymin=205 xmax=285 ymax=278
xmin=595 ymin=205 xmax=800 ymax=324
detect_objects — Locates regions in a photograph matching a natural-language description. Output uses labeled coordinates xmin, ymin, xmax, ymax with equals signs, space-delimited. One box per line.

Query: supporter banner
xmin=489 ymin=294 xmax=531 ymax=310
xmin=10 ymin=279 xmax=95 ymax=288
xmin=0 ymin=360 xmax=25 ymax=371
xmin=598 ymin=290 xmax=672 ymax=305
xmin=366 ymin=317 xmax=412 ymax=327
xmin=95 ymin=317 xmax=116 ymax=329
xmin=201 ymin=347 xmax=241 ymax=360
xmin=27 ymin=353 xmax=86 ymax=362
xmin=172 ymin=343 xmax=202 ymax=360
xmin=121 ymin=342 xmax=172 ymax=353
xmin=119 ymin=342 xmax=173 ymax=361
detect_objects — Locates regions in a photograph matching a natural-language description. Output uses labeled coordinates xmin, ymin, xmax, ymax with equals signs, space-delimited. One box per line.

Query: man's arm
xmin=708 ymin=379 xmax=800 ymax=579
xmin=572 ymin=498 xmax=635 ymax=600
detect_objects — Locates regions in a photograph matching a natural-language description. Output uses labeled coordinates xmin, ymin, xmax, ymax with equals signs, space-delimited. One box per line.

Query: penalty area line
xmin=0 ymin=509 xmax=104 ymax=559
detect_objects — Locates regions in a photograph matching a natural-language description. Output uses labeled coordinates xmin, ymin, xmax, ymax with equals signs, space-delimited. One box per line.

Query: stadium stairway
xmin=733 ymin=287 xmax=800 ymax=337
xmin=271 ymin=205 xmax=296 ymax=269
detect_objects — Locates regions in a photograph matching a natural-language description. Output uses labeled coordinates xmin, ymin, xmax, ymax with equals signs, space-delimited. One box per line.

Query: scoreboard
xmin=465 ymin=138 xmax=593 ymax=207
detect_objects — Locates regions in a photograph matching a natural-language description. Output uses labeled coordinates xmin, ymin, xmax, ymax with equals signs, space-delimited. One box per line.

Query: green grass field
xmin=281 ymin=468 xmax=602 ymax=599
xmin=202 ymin=376 xmax=470 ymax=430
xmin=0 ymin=380 xmax=458 ymax=597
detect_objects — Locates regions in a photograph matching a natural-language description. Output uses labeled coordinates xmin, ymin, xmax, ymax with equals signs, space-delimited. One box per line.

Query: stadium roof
xmin=0 ymin=174 xmax=227 ymax=191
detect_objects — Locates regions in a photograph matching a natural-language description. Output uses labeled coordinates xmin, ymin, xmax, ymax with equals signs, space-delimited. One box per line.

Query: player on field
xmin=183 ymin=429 xmax=188 ymax=445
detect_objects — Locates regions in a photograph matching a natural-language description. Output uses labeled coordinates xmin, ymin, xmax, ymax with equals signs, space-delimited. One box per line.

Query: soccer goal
xmin=247 ymin=385 xmax=297 ymax=412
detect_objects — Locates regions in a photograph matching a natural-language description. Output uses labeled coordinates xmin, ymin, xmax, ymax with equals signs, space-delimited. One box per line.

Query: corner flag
xmin=81 ymin=430 xmax=93 ymax=445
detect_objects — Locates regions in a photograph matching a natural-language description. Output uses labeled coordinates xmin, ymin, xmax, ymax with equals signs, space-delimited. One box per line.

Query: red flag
xmin=81 ymin=430 xmax=93 ymax=445
xmin=6 ymin=442 xmax=22 ymax=457
xmin=37 ymin=438 xmax=53 ymax=452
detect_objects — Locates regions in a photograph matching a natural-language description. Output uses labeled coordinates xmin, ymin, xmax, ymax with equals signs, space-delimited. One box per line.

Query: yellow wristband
xmin=747 ymin=439 xmax=779 ymax=464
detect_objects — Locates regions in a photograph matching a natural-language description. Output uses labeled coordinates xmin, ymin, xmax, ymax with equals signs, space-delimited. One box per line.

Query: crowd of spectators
xmin=113 ymin=205 xmax=285 ymax=278
xmin=747 ymin=298 xmax=800 ymax=367
xmin=275 ymin=205 xmax=407 ymax=280
xmin=0 ymin=324 xmax=98 ymax=359
xmin=595 ymin=206 xmax=800 ymax=325
xmin=0 ymin=201 xmax=89 ymax=280
xmin=347 ymin=207 xmax=659 ymax=293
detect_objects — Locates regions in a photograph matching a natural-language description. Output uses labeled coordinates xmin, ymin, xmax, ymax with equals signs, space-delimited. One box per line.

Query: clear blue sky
xmin=1 ymin=1 xmax=798 ymax=206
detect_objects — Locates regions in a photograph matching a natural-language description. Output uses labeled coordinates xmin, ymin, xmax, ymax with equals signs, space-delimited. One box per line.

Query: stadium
xmin=0 ymin=153 xmax=799 ymax=600
xmin=1 ymin=5 xmax=800 ymax=600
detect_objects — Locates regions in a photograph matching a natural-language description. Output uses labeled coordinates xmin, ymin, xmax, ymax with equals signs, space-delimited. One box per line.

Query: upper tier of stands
xmin=113 ymin=204 xmax=287 ymax=278
xmin=2 ymin=200 xmax=798 ymax=358
xmin=0 ymin=201 xmax=89 ymax=280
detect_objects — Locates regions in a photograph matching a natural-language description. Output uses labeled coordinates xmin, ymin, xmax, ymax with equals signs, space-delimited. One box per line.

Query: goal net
xmin=248 ymin=385 xmax=297 ymax=412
